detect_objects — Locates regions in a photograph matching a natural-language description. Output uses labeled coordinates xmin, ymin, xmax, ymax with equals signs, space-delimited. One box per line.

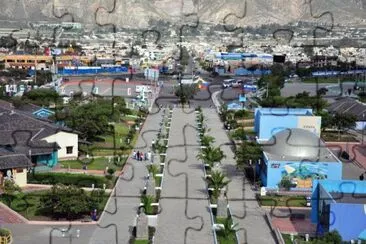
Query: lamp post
xmin=363 ymin=113 xmax=365 ymax=145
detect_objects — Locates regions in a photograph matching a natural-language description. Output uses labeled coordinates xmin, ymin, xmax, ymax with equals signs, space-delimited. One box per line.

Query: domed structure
xmin=263 ymin=128 xmax=328 ymax=160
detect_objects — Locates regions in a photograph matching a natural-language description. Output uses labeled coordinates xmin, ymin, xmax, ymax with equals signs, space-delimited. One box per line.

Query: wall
xmin=13 ymin=168 xmax=27 ymax=187
xmin=43 ymin=131 xmax=78 ymax=160
xmin=329 ymin=203 xmax=366 ymax=241
xmin=311 ymin=182 xmax=336 ymax=224
xmin=254 ymin=108 xmax=321 ymax=141
xmin=265 ymin=160 xmax=342 ymax=189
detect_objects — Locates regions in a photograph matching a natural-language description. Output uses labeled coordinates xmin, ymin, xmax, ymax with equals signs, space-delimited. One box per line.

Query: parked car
xmin=231 ymin=80 xmax=243 ymax=88
xmin=222 ymin=79 xmax=235 ymax=88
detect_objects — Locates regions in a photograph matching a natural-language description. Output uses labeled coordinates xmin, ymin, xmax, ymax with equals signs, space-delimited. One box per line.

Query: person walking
xmin=132 ymin=150 xmax=136 ymax=160
xmin=147 ymin=151 xmax=152 ymax=162
xmin=144 ymin=152 xmax=148 ymax=161
xmin=152 ymin=139 xmax=155 ymax=151
xmin=136 ymin=151 xmax=140 ymax=161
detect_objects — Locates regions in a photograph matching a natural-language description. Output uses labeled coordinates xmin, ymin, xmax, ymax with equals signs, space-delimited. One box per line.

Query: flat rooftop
xmin=330 ymin=192 xmax=366 ymax=204
xmin=256 ymin=108 xmax=313 ymax=116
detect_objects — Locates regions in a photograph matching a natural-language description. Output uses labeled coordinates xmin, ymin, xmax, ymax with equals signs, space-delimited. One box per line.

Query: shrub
xmin=0 ymin=228 xmax=11 ymax=236
xmin=4 ymin=180 xmax=21 ymax=195
xmin=27 ymin=172 xmax=114 ymax=188
xmin=278 ymin=176 xmax=292 ymax=190
xmin=40 ymin=184 xmax=106 ymax=220
xmin=107 ymin=168 xmax=116 ymax=175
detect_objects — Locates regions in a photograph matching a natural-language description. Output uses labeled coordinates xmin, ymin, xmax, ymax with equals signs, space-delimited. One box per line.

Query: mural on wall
xmin=280 ymin=162 xmax=328 ymax=188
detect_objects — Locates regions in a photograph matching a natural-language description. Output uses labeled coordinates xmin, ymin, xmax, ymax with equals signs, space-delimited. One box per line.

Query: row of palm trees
xmin=195 ymin=107 xmax=238 ymax=243
xmin=140 ymin=108 xmax=172 ymax=216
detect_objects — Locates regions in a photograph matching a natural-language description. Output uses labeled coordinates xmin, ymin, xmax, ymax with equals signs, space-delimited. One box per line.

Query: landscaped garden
xmin=282 ymin=230 xmax=345 ymax=244
xmin=257 ymin=195 xmax=307 ymax=207
xmin=0 ymin=182 xmax=110 ymax=221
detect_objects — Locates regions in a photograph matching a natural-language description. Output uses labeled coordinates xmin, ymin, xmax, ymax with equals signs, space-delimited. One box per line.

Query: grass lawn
xmin=60 ymin=157 xmax=127 ymax=170
xmin=0 ymin=191 xmax=110 ymax=221
xmin=133 ymin=240 xmax=149 ymax=244
xmin=258 ymin=195 xmax=307 ymax=207
xmin=96 ymin=122 xmax=132 ymax=148
xmin=321 ymin=131 xmax=359 ymax=142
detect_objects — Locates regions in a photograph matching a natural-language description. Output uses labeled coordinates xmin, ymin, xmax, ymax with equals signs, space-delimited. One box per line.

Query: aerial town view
xmin=0 ymin=0 xmax=366 ymax=244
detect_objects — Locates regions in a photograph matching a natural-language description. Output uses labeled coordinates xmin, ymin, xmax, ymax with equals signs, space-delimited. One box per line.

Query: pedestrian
xmin=147 ymin=151 xmax=152 ymax=162
xmin=144 ymin=152 xmax=148 ymax=161
xmin=151 ymin=152 xmax=154 ymax=163
xmin=136 ymin=151 xmax=140 ymax=161
xmin=132 ymin=150 xmax=136 ymax=160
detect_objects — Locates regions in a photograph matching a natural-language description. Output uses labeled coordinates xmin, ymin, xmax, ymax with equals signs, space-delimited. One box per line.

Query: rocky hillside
xmin=0 ymin=0 xmax=365 ymax=28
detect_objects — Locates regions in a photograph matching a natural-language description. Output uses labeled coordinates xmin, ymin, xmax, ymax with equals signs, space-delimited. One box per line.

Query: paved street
xmin=155 ymin=108 xmax=214 ymax=244
xmin=88 ymin=106 xmax=163 ymax=244
xmin=202 ymin=108 xmax=276 ymax=244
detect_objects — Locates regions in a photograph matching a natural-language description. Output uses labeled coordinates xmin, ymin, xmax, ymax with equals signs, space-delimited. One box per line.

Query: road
xmin=154 ymin=108 xmax=214 ymax=244
xmin=202 ymin=108 xmax=276 ymax=244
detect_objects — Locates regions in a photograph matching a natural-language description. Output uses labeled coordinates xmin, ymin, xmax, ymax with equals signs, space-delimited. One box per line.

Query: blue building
xmin=254 ymin=108 xmax=321 ymax=142
xmin=258 ymin=128 xmax=342 ymax=189
xmin=311 ymin=180 xmax=366 ymax=242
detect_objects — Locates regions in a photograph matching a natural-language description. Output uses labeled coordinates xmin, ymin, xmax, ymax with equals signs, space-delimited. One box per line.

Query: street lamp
xmin=363 ymin=113 xmax=365 ymax=145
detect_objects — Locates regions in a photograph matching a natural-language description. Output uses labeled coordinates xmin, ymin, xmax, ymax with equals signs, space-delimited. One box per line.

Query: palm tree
xmin=235 ymin=141 xmax=262 ymax=169
xmin=196 ymin=146 xmax=226 ymax=168
xmin=218 ymin=218 xmax=238 ymax=240
xmin=200 ymin=135 xmax=215 ymax=147
xmin=210 ymin=170 xmax=230 ymax=199
xmin=140 ymin=195 xmax=155 ymax=215
xmin=146 ymin=164 xmax=160 ymax=178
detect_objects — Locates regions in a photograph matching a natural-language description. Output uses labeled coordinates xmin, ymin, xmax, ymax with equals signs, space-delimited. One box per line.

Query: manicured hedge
xmin=27 ymin=172 xmax=115 ymax=188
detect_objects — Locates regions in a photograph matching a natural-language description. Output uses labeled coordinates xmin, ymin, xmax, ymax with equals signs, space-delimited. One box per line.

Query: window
xmin=16 ymin=168 xmax=23 ymax=173
xmin=66 ymin=146 xmax=73 ymax=154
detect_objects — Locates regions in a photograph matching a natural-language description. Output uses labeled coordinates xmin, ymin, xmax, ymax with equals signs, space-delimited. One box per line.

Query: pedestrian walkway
xmin=0 ymin=202 xmax=28 ymax=224
xmin=202 ymin=108 xmax=276 ymax=244
xmin=154 ymin=108 xmax=214 ymax=244
xmin=89 ymin=106 xmax=164 ymax=244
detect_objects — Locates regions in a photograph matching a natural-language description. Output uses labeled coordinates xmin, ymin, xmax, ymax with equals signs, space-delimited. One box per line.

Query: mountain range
xmin=0 ymin=0 xmax=365 ymax=29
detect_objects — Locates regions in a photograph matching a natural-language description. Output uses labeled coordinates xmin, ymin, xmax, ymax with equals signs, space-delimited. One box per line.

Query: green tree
xmin=200 ymin=135 xmax=215 ymax=147
xmin=40 ymin=184 xmax=98 ymax=220
xmin=278 ymin=176 xmax=292 ymax=190
xmin=333 ymin=113 xmax=357 ymax=140
xmin=22 ymin=88 xmax=60 ymax=107
xmin=196 ymin=146 xmax=226 ymax=168
xmin=321 ymin=230 xmax=342 ymax=244
xmin=317 ymin=111 xmax=334 ymax=132
xmin=175 ymin=84 xmax=199 ymax=105
xmin=235 ymin=142 xmax=262 ymax=169
xmin=65 ymin=98 xmax=125 ymax=140
xmin=210 ymin=170 xmax=230 ymax=199
xmin=140 ymin=195 xmax=155 ymax=215
xmin=3 ymin=180 xmax=21 ymax=195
